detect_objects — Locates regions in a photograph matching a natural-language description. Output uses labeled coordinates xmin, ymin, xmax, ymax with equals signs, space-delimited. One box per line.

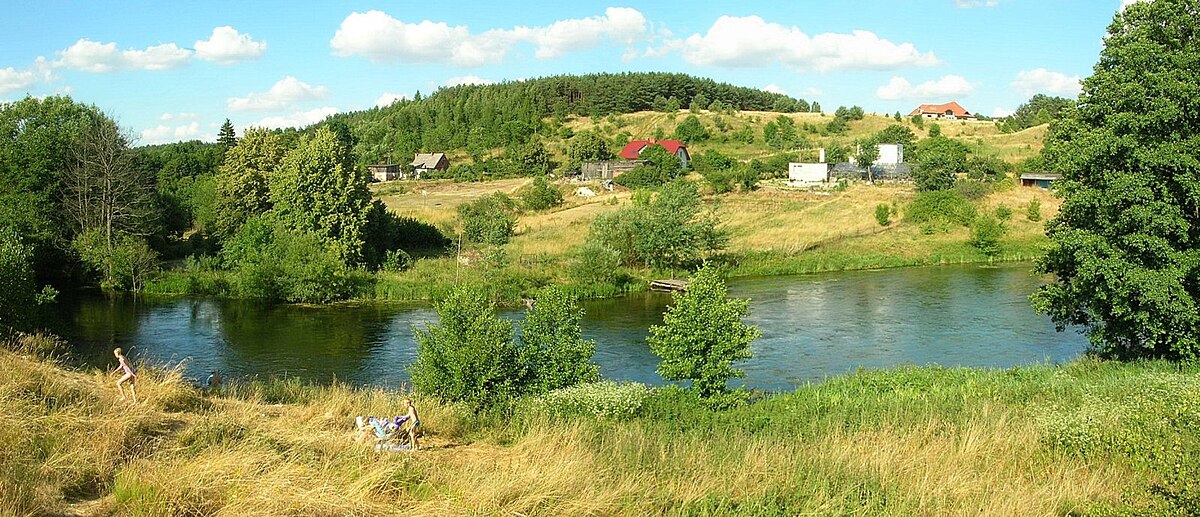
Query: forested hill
xmin=324 ymin=72 xmax=812 ymax=165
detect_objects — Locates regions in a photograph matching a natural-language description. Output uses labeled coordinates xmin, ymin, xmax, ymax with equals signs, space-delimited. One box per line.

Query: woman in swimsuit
xmin=113 ymin=348 xmax=137 ymax=403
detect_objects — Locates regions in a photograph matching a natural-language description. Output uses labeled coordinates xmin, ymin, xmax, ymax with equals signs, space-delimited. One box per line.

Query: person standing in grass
xmin=113 ymin=348 xmax=137 ymax=403
xmin=399 ymin=398 xmax=420 ymax=450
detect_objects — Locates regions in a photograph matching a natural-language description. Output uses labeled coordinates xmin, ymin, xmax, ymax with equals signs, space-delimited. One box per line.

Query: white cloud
xmin=250 ymin=106 xmax=339 ymax=130
xmin=444 ymin=75 xmax=494 ymax=87
xmin=955 ymin=0 xmax=999 ymax=7
xmin=330 ymin=8 xmax=649 ymax=67
xmin=804 ymin=87 xmax=823 ymax=97
xmin=876 ymin=75 xmax=974 ymax=100
xmin=227 ymin=76 xmax=328 ymax=111
xmin=762 ymin=84 xmax=787 ymax=95
xmin=195 ymin=26 xmax=267 ymax=64
xmin=1011 ymin=68 xmax=1082 ymax=97
xmin=375 ymin=92 xmax=409 ymax=107
xmin=992 ymin=107 xmax=1013 ymax=118
xmin=57 ymin=39 xmax=191 ymax=72
xmin=140 ymin=121 xmax=205 ymax=145
xmin=159 ymin=112 xmax=197 ymax=121
xmin=676 ymin=16 xmax=938 ymax=72
xmin=0 ymin=67 xmax=38 ymax=95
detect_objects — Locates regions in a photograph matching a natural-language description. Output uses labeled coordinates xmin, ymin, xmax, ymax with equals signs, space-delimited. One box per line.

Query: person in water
xmin=113 ymin=347 xmax=137 ymax=403
xmin=206 ymin=370 xmax=222 ymax=390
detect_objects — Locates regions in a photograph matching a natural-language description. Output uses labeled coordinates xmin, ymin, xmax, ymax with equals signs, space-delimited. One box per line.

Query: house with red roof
xmin=908 ymin=101 xmax=976 ymax=120
xmin=619 ymin=139 xmax=690 ymax=168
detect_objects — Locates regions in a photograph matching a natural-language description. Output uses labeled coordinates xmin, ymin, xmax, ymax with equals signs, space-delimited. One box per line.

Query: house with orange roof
xmin=909 ymin=101 xmax=976 ymax=120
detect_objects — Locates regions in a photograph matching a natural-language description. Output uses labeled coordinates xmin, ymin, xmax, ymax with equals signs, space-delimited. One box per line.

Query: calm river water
xmin=49 ymin=263 xmax=1088 ymax=392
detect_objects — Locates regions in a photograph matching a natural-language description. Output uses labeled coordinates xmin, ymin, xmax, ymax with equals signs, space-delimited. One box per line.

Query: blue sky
xmin=0 ymin=1 xmax=1134 ymax=145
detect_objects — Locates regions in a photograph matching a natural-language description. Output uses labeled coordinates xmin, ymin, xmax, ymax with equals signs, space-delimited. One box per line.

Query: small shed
xmin=581 ymin=160 xmax=644 ymax=180
xmin=368 ymin=164 xmax=400 ymax=182
xmin=1020 ymin=172 xmax=1061 ymax=188
xmin=411 ymin=153 xmax=450 ymax=178
xmin=788 ymin=163 xmax=832 ymax=183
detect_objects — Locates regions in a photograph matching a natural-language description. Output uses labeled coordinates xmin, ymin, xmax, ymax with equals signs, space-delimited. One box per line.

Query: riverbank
xmin=144 ymin=182 xmax=1058 ymax=305
xmin=4 ymin=334 xmax=1196 ymax=516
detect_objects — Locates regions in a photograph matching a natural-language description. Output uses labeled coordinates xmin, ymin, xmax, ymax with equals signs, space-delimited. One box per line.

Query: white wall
xmin=789 ymin=163 xmax=831 ymax=183
xmin=878 ymin=144 xmax=904 ymax=165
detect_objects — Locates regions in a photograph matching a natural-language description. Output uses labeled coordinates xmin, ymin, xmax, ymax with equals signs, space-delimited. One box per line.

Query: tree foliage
xmin=912 ymin=136 xmax=970 ymax=192
xmin=214 ymin=128 xmax=285 ymax=238
xmin=0 ymin=228 xmax=47 ymax=332
xmin=997 ymin=94 xmax=1074 ymax=133
xmin=519 ymin=176 xmax=563 ymax=211
xmin=270 ymin=127 xmax=372 ymax=263
xmin=673 ymin=115 xmax=710 ymax=143
xmin=1033 ymin=0 xmax=1200 ymax=360
xmin=458 ymin=193 xmax=518 ymax=246
xmin=591 ymin=181 xmax=726 ymax=270
xmin=648 ymin=266 xmax=760 ymax=401
xmin=518 ymin=285 xmax=600 ymax=393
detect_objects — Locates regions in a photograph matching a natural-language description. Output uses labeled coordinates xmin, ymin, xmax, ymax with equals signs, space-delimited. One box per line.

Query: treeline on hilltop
xmin=326 ymin=72 xmax=812 ymax=166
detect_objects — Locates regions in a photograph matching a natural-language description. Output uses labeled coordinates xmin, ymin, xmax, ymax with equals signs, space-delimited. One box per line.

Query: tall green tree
xmin=673 ymin=115 xmax=710 ymax=143
xmin=0 ymin=228 xmax=49 ymax=332
xmin=648 ymin=266 xmax=760 ymax=401
xmin=912 ymin=136 xmax=969 ymax=192
xmin=217 ymin=119 xmax=237 ymax=149
xmin=0 ymin=96 xmax=106 ymax=280
xmin=518 ymin=286 xmax=600 ymax=393
xmin=1033 ymin=0 xmax=1200 ymax=360
xmin=271 ymin=127 xmax=371 ymax=263
xmin=214 ymin=128 xmax=285 ymax=238
xmin=855 ymin=141 xmax=880 ymax=183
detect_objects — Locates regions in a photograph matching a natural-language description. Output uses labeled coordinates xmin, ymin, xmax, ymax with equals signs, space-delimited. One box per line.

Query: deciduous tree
xmin=1033 ymin=0 xmax=1200 ymax=360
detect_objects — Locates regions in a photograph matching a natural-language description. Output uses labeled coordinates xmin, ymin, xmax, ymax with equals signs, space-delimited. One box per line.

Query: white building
xmin=788 ymin=162 xmax=832 ymax=183
xmin=877 ymin=143 xmax=904 ymax=165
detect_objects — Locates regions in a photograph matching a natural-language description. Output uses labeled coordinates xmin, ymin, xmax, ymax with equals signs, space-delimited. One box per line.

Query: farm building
xmin=1020 ymin=172 xmax=1061 ymax=188
xmin=411 ymin=153 xmax=449 ymax=178
xmin=581 ymin=160 xmax=644 ymax=180
xmin=909 ymin=101 xmax=976 ymax=120
xmin=788 ymin=163 xmax=832 ymax=183
xmin=619 ymin=139 xmax=690 ymax=168
xmin=368 ymin=164 xmax=400 ymax=182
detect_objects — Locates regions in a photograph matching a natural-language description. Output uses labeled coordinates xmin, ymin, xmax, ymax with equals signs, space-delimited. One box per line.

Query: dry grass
xmin=1 ymin=334 xmax=1160 ymax=516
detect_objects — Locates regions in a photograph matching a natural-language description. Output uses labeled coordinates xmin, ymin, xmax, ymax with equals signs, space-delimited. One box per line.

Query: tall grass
xmin=3 ymin=332 xmax=1198 ymax=515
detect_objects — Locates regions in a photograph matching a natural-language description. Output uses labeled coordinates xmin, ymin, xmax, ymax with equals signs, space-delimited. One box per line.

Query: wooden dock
xmin=649 ymin=279 xmax=689 ymax=292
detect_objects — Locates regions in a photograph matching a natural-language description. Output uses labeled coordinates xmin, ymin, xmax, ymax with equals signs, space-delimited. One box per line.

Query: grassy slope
xmin=5 ymin=335 xmax=1198 ymax=516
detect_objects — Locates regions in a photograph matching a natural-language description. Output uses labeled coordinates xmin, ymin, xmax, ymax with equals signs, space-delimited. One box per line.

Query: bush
xmin=905 ymin=190 xmax=977 ymax=228
xmin=410 ymin=287 xmax=523 ymax=408
xmin=363 ymin=200 xmax=448 ymax=269
xmin=517 ymin=286 xmax=600 ymax=393
xmin=969 ymin=215 xmax=1005 ymax=257
xmin=533 ymin=381 xmax=652 ymax=419
xmin=875 ymin=204 xmax=891 ymax=226
xmin=591 ymin=181 xmax=726 ymax=270
xmin=519 ymin=176 xmax=563 ymax=211
xmin=1026 ymin=199 xmax=1042 ymax=222
xmin=702 ymin=169 xmax=734 ymax=194
xmin=649 ymin=266 xmax=759 ymax=401
xmin=614 ymin=165 xmax=669 ymax=189
xmin=221 ymin=217 xmax=354 ymax=303
xmin=381 ymin=249 xmax=412 ymax=272
xmin=953 ymin=179 xmax=991 ymax=200
xmin=570 ymin=242 xmax=623 ymax=287
xmin=458 ymin=193 xmax=518 ymax=246
xmin=994 ymin=204 xmax=1013 ymax=222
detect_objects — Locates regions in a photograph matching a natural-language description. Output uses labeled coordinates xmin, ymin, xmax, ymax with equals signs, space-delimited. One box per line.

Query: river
xmin=48 ymin=263 xmax=1088 ymax=392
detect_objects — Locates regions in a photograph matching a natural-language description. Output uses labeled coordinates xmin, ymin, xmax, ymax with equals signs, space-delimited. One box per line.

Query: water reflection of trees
xmin=214 ymin=300 xmax=393 ymax=384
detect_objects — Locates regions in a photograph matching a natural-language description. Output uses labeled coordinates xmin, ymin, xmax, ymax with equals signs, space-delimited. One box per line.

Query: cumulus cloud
xmin=227 ymin=76 xmax=328 ymax=111
xmin=195 ymin=26 xmax=267 ymax=64
xmin=761 ymin=84 xmax=787 ymax=95
xmin=140 ymin=121 xmax=205 ymax=145
xmin=375 ymin=92 xmax=409 ymax=107
xmin=1011 ymin=68 xmax=1082 ymax=97
xmin=992 ymin=107 xmax=1013 ymax=118
xmin=57 ymin=39 xmax=191 ymax=72
xmin=954 ymin=0 xmax=999 ymax=7
xmin=804 ymin=87 xmax=823 ymax=97
xmin=330 ymin=7 xmax=649 ymax=66
xmin=444 ymin=75 xmax=494 ymax=87
xmin=875 ymin=75 xmax=974 ymax=100
xmin=250 ymin=106 xmax=339 ymax=130
xmin=0 ymin=67 xmax=39 ymax=95
xmin=676 ymin=16 xmax=939 ymax=72
xmin=159 ymin=112 xmax=197 ymax=121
